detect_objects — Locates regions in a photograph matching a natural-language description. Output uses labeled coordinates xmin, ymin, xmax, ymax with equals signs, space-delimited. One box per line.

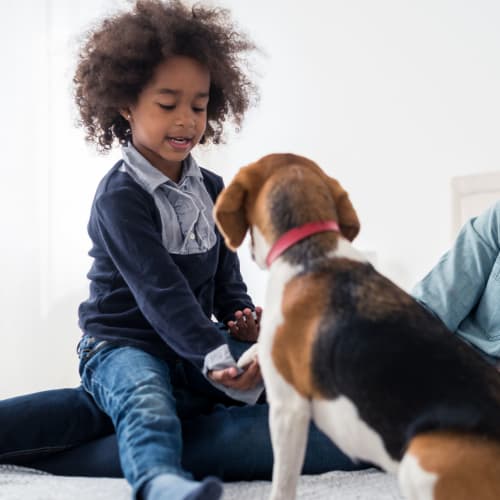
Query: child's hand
xmin=208 ymin=359 xmax=262 ymax=390
xmin=227 ymin=307 xmax=263 ymax=342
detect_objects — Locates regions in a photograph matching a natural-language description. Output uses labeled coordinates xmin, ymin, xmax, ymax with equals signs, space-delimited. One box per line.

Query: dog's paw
xmin=237 ymin=343 xmax=259 ymax=369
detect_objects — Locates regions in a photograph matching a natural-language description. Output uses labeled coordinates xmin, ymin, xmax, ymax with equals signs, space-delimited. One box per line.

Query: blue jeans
xmin=78 ymin=335 xmax=193 ymax=497
xmin=0 ymin=333 xmax=367 ymax=482
xmin=0 ymin=389 xmax=364 ymax=479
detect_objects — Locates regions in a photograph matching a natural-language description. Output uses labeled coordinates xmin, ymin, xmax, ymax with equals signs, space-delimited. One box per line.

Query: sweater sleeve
xmin=94 ymin=186 xmax=228 ymax=368
xmin=411 ymin=201 xmax=500 ymax=333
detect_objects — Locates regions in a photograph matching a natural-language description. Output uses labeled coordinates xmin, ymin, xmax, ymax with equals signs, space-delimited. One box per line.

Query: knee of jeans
xmin=84 ymin=357 xmax=175 ymax=420
xmin=115 ymin=372 xmax=178 ymax=420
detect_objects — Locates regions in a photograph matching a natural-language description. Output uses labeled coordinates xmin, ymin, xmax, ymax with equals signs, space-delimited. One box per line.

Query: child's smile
xmin=125 ymin=56 xmax=210 ymax=182
xmin=166 ymin=135 xmax=195 ymax=151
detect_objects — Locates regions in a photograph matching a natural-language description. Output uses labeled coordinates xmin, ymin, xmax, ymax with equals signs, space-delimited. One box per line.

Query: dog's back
xmin=277 ymin=235 xmax=500 ymax=500
xmin=308 ymin=258 xmax=500 ymax=459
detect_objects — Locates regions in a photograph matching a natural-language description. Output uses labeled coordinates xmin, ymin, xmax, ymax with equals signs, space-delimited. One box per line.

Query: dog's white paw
xmin=237 ymin=343 xmax=259 ymax=369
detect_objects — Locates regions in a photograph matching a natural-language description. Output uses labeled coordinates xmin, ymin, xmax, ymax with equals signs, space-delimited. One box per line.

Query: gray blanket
xmin=0 ymin=465 xmax=403 ymax=499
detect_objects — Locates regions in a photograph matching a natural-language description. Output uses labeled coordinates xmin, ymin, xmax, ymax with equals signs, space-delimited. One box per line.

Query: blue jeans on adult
xmin=0 ymin=329 xmax=369 ymax=485
xmin=0 ymin=388 xmax=365 ymax=479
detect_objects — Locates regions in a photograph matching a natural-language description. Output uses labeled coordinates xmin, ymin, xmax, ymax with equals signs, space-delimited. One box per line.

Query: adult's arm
xmin=411 ymin=201 xmax=500 ymax=332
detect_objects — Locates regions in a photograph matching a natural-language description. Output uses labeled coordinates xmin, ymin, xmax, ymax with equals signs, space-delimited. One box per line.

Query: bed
xmin=1 ymin=170 xmax=498 ymax=500
xmin=0 ymin=464 xmax=402 ymax=500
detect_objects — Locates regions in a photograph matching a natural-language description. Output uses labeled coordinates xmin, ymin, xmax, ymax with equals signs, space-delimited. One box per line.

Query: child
xmin=0 ymin=0 xmax=368 ymax=490
xmin=72 ymin=1 xmax=265 ymax=499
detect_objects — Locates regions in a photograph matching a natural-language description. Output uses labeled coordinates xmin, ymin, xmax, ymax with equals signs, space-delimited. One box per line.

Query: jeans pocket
xmin=77 ymin=336 xmax=110 ymax=365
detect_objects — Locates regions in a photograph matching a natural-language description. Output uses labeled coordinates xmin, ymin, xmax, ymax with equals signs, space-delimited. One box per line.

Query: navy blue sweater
xmin=78 ymin=161 xmax=254 ymax=370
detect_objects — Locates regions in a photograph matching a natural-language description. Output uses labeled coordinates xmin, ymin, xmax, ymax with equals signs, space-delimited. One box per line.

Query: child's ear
xmin=119 ymin=109 xmax=132 ymax=122
xmin=213 ymin=181 xmax=249 ymax=251
xmin=326 ymin=177 xmax=360 ymax=241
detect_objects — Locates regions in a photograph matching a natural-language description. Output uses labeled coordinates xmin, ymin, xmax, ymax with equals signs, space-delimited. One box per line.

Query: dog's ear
xmin=213 ymin=180 xmax=249 ymax=250
xmin=327 ymin=178 xmax=360 ymax=241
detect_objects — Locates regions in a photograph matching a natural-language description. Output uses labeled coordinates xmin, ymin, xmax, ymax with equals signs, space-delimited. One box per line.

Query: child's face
xmin=125 ymin=56 xmax=210 ymax=179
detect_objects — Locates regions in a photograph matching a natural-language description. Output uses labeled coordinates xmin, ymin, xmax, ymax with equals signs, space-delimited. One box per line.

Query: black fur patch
xmin=310 ymin=259 xmax=500 ymax=460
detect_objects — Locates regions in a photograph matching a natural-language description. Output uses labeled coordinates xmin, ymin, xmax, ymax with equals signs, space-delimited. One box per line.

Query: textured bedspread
xmin=0 ymin=465 xmax=404 ymax=499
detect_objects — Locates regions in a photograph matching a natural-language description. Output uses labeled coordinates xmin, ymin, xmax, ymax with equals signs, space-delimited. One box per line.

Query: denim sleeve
xmin=93 ymin=187 xmax=227 ymax=370
xmin=411 ymin=201 xmax=500 ymax=332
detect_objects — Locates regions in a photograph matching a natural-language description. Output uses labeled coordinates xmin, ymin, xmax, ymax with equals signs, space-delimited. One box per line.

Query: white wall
xmin=0 ymin=0 xmax=124 ymax=398
xmin=1 ymin=0 xmax=500 ymax=398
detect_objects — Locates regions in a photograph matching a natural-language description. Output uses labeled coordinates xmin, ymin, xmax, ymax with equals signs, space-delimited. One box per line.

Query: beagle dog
xmin=213 ymin=153 xmax=500 ymax=500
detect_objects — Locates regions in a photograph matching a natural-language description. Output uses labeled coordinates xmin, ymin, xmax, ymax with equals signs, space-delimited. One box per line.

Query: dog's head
xmin=213 ymin=153 xmax=360 ymax=268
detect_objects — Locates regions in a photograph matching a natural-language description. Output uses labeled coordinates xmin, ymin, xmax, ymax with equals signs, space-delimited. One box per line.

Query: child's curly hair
xmin=74 ymin=0 xmax=258 ymax=151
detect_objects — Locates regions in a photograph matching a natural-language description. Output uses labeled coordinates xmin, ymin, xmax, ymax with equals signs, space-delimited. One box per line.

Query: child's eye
xmin=192 ymin=107 xmax=206 ymax=113
xmin=158 ymin=104 xmax=175 ymax=110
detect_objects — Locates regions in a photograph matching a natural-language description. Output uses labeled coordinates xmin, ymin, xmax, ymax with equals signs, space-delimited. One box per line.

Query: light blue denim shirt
xmin=411 ymin=200 xmax=500 ymax=359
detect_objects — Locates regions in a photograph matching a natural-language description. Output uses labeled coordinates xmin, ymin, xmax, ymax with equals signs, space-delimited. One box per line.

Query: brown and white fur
xmin=213 ymin=153 xmax=500 ymax=500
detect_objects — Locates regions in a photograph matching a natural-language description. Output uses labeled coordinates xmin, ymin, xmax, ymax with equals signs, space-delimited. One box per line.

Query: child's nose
xmin=174 ymin=107 xmax=196 ymax=127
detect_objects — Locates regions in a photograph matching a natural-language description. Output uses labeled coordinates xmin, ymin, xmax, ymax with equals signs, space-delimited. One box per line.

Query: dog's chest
xmin=259 ymin=261 xmax=297 ymax=354
xmin=260 ymin=259 xmax=349 ymax=399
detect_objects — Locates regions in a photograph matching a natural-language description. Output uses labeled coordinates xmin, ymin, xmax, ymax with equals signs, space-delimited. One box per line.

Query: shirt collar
xmin=181 ymin=155 xmax=204 ymax=184
xmin=121 ymin=143 xmax=203 ymax=194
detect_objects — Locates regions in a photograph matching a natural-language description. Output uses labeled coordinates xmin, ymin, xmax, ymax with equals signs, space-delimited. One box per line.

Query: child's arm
xmin=92 ymin=186 xmax=261 ymax=403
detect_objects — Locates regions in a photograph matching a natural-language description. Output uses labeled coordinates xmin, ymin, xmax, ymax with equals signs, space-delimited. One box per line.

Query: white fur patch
xmin=329 ymin=238 xmax=368 ymax=262
xmin=266 ymin=364 xmax=311 ymax=500
xmin=250 ymin=225 xmax=270 ymax=269
xmin=258 ymin=310 xmax=311 ymax=500
xmin=258 ymin=259 xmax=302 ymax=362
xmin=312 ymin=396 xmax=399 ymax=473
xmin=256 ymin=258 xmax=303 ymax=403
xmin=398 ymin=453 xmax=438 ymax=500
xmin=236 ymin=343 xmax=258 ymax=369
xmin=253 ymin=257 xmax=310 ymax=500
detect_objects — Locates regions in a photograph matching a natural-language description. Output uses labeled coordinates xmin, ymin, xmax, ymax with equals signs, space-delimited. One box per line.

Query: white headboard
xmin=451 ymin=171 xmax=500 ymax=237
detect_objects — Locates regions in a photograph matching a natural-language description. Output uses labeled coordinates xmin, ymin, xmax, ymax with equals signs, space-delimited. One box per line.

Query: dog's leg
xmin=399 ymin=431 xmax=500 ymax=500
xmin=398 ymin=448 xmax=438 ymax=500
xmin=267 ymin=380 xmax=311 ymax=500
xmin=236 ymin=343 xmax=259 ymax=369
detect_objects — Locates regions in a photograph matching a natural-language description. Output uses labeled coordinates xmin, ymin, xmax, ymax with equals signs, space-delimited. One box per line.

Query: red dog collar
xmin=265 ymin=220 xmax=340 ymax=267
